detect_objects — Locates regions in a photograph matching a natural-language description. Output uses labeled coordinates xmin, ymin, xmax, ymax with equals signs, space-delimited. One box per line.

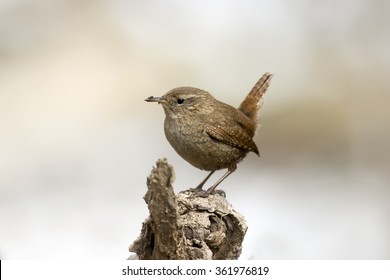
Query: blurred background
xmin=0 ymin=0 xmax=389 ymax=259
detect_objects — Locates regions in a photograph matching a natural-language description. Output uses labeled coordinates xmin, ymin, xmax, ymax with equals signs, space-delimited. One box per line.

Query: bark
xmin=129 ymin=158 xmax=247 ymax=260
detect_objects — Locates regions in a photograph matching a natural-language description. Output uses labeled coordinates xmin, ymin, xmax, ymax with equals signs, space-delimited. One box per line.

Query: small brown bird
xmin=145 ymin=73 xmax=273 ymax=193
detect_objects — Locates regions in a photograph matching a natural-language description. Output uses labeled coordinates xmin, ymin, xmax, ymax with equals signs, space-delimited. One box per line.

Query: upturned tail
xmin=238 ymin=72 xmax=273 ymax=126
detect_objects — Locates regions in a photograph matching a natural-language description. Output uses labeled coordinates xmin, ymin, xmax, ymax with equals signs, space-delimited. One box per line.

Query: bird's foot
xmin=188 ymin=186 xmax=226 ymax=198
xmin=188 ymin=186 xmax=209 ymax=197
xmin=206 ymin=187 xmax=226 ymax=198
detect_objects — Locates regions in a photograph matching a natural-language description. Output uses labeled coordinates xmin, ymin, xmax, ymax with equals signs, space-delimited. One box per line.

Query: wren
xmin=145 ymin=72 xmax=273 ymax=193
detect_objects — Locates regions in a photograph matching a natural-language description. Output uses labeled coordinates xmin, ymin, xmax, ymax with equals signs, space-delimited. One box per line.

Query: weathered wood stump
xmin=129 ymin=158 xmax=247 ymax=260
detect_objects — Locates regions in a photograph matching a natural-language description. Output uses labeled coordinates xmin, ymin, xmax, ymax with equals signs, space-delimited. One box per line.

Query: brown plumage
xmin=145 ymin=72 xmax=273 ymax=193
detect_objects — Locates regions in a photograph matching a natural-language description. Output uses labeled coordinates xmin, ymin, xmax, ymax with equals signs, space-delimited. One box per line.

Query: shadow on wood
xmin=129 ymin=158 xmax=247 ymax=260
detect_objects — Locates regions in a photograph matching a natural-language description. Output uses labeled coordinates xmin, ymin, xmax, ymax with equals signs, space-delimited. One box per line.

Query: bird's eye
xmin=177 ymin=98 xmax=185 ymax=104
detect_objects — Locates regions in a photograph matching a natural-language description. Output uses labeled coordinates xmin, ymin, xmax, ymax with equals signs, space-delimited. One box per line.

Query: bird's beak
xmin=145 ymin=96 xmax=166 ymax=104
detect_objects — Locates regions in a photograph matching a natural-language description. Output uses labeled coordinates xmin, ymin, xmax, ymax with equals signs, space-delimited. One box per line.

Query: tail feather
xmin=238 ymin=72 xmax=273 ymax=125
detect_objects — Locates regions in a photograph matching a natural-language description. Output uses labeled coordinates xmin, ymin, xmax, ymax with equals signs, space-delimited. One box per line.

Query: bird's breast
xmin=163 ymin=116 xmax=247 ymax=171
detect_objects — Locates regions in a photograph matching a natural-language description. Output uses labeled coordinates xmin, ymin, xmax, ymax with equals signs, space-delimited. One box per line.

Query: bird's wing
xmin=203 ymin=110 xmax=259 ymax=155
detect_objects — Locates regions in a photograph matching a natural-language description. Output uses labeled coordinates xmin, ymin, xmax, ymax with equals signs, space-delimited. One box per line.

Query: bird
xmin=145 ymin=72 xmax=273 ymax=193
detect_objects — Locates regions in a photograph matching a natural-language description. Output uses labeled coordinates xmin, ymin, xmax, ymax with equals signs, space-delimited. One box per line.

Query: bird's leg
xmin=206 ymin=170 xmax=233 ymax=193
xmin=195 ymin=170 xmax=215 ymax=190
xmin=206 ymin=164 xmax=237 ymax=193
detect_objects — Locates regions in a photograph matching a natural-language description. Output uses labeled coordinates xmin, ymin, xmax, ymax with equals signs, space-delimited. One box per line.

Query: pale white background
xmin=0 ymin=0 xmax=389 ymax=259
